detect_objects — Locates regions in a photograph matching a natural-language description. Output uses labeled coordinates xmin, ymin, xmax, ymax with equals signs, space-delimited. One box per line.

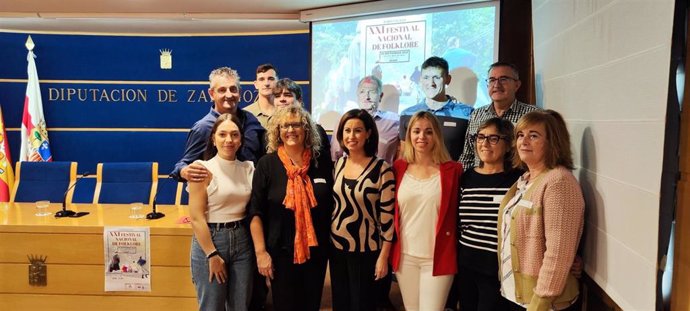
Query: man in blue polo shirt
xmin=399 ymin=56 xmax=473 ymax=161
xmin=171 ymin=66 xmax=265 ymax=182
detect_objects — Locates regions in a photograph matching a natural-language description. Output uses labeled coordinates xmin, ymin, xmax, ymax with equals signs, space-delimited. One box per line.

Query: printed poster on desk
xmin=104 ymin=227 xmax=151 ymax=291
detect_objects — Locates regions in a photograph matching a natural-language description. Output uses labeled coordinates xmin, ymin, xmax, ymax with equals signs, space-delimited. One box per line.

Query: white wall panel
xmin=532 ymin=0 xmax=675 ymax=309
xmin=538 ymin=47 xmax=670 ymax=121
xmin=566 ymin=121 xmax=664 ymax=192
xmin=576 ymin=168 xmax=659 ymax=263
xmin=535 ymin=0 xmax=672 ymax=80
xmin=533 ymin=0 xmax=615 ymax=44
xmin=583 ymin=225 xmax=657 ymax=310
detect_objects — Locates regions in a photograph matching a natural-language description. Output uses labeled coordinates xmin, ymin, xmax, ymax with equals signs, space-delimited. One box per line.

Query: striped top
xmin=331 ymin=157 xmax=396 ymax=252
xmin=457 ymin=168 xmax=522 ymax=276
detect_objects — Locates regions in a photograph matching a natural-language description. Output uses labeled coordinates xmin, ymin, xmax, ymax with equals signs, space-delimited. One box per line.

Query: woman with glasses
xmin=271 ymin=78 xmax=331 ymax=158
xmin=456 ymin=117 xmax=521 ymax=311
xmin=247 ymin=106 xmax=333 ymax=311
xmin=498 ymin=111 xmax=584 ymax=311
xmin=330 ymin=109 xmax=396 ymax=311
xmin=390 ymin=111 xmax=462 ymax=311
xmin=188 ymin=113 xmax=255 ymax=311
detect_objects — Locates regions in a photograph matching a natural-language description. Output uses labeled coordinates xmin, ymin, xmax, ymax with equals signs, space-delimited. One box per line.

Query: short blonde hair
xmin=513 ymin=110 xmax=574 ymax=170
xmin=401 ymin=111 xmax=451 ymax=164
xmin=266 ymin=104 xmax=322 ymax=157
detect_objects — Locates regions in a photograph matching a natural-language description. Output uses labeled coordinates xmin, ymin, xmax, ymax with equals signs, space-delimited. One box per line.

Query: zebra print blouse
xmin=331 ymin=157 xmax=396 ymax=252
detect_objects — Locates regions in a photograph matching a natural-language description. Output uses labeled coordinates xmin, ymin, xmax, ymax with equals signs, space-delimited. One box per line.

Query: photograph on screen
xmin=311 ymin=1 xmax=499 ymax=130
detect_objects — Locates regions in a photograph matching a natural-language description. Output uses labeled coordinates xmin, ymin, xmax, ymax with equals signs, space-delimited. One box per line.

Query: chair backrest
xmin=175 ymin=182 xmax=188 ymax=206
xmin=93 ymin=162 xmax=158 ymax=205
xmin=11 ymin=161 xmax=78 ymax=203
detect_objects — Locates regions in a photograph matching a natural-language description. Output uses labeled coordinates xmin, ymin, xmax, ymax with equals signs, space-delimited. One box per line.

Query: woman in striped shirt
xmin=330 ymin=109 xmax=396 ymax=311
xmin=457 ymin=117 xmax=521 ymax=311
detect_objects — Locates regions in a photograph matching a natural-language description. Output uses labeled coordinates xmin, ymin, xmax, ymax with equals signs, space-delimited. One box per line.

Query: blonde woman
xmin=247 ymin=105 xmax=333 ymax=311
xmin=390 ymin=111 xmax=462 ymax=311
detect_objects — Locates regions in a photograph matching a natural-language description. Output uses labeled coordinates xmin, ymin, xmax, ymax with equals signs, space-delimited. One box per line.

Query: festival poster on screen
xmin=364 ymin=17 xmax=426 ymax=82
xmin=104 ymin=227 xmax=151 ymax=291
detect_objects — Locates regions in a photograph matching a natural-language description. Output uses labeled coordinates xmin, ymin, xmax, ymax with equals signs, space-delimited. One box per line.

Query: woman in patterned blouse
xmin=330 ymin=109 xmax=396 ymax=311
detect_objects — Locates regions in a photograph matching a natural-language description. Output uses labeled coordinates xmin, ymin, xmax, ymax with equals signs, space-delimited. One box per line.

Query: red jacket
xmin=390 ymin=159 xmax=462 ymax=276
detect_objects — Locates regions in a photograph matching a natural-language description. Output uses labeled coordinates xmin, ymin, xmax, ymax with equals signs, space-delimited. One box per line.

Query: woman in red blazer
xmin=391 ymin=111 xmax=462 ymax=311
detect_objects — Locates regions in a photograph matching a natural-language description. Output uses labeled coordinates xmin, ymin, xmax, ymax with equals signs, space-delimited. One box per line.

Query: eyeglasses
xmin=485 ymin=76 xmax=518 ymax=86
xmin=473 ymin=134 xmax=507 ymax=145
xmin=279 ymin=122 xmax=303 ymax=130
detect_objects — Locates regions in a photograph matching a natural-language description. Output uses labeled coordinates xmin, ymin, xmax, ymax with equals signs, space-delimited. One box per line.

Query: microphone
xmin=55 ymin=171 xmax=90 ymax=218
xmin=146 ymin=174 xmax=170 ymax=220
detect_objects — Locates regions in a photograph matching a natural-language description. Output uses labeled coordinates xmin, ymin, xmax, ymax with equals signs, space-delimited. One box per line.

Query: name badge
xmin=518 ymin=199 xmax=533 ymax=209
xmin=313 ymin=178 xmax=327 ymax=184
xmin=443 ymin=121 xmax=457 ymax=127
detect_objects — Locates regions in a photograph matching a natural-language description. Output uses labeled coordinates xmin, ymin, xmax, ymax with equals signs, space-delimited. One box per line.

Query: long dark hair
xmin=203 ymin=113 xmax=244 ymax=160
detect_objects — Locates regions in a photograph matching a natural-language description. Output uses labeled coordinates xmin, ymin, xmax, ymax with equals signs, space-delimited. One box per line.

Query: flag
xmin=0 ymin=106 xmax=14 ymax=202
xmin=20 ymin=50 xmax=52 ymax=162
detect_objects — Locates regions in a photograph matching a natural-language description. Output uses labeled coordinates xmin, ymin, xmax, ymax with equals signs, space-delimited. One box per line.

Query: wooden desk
xmin=0 ymin=203 xmax=196 ymax=310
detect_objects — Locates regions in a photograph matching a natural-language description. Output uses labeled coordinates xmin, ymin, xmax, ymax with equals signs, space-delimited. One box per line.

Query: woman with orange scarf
xmin=248 ymin=105 xmax=334 ymax=311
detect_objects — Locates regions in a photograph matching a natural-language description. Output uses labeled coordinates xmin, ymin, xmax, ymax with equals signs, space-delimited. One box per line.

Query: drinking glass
xmin=129 ymin=203 xmax=144 ymax=219
xmin=35 ymin=200 xmax=51 ymax=216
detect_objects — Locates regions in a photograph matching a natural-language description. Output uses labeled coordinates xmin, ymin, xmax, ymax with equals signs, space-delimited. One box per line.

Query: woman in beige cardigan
xmin=497 ymin=110 xmax=584 ymax=311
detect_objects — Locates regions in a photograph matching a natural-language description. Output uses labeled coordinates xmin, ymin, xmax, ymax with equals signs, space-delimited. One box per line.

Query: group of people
xmin=173 ymin=58 xmax=585 ymax=311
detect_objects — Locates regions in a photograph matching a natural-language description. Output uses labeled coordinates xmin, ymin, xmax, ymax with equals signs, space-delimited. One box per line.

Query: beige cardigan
xmin=497 ymin=166 xmax=585 ymax=311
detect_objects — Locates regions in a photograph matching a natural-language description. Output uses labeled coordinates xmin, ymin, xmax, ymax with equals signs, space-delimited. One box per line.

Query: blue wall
xmin=0 ymin=31 xmax=310 ymax=203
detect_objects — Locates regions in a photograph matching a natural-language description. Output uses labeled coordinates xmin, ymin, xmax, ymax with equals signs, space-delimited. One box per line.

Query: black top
xmin=457 ymin=168 xmax=522 ymax=276
xmin=248 ymin=151 xmax=334 ymax=258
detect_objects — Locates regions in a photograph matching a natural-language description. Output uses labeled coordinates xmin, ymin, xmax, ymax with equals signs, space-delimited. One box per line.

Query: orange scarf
xmin=277 ymin=146 xmax=319 ymax=264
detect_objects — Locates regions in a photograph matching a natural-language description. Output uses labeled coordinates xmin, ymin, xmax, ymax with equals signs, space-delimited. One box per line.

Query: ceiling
xmin=0 ymin=0 xmax=373 ymax=35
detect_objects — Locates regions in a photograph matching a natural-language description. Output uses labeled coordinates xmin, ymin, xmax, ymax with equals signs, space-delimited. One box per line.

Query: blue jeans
xmin=191 ymin=225 xmax=254 ymax=311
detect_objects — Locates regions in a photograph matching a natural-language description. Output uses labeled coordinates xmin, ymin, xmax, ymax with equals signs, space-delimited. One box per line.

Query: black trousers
xmin=457 ymin=266 xmax=511 ymax=311
xmin=249 ymin=270 xmax=267 ymax=311
xmin=329 ymin=249 xmax=379 ymax=311
xmin=445 ymin=275 xmax=459 ymax=310
xmin=374 ymin=264 xmax=394 ymax=309
xmin=270 ymin=247 xmax=328 ymax=311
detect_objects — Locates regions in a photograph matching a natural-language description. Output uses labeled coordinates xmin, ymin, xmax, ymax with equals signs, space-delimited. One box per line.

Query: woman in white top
xmin=390 ymin=111 xmax=463 ymax=311
xmin=189 ymin=113 xmax=255 ymax=311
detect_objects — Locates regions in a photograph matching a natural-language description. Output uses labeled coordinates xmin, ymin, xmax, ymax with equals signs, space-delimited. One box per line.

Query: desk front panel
xmin=0 ymin=203 xmax=197 ymax=310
